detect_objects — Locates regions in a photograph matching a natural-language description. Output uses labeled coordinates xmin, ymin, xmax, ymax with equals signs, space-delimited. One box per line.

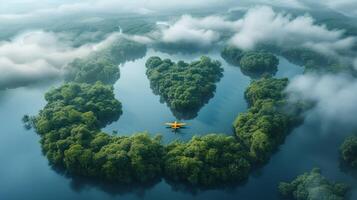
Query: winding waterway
xmin=1 ymin=49 xmax=356 ymax=200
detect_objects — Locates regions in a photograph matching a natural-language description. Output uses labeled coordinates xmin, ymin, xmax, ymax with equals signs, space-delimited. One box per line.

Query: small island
xmin=221 ymin=46 xmax=279 ymax=78
xmin=145 ymin=56 xmax=223 ymax=119
xmin=340 ymin=135 xmax=357 ymax=169
xmin=65 ymin=38 xmax=147 ymax=84
xmin=278 ymin=168 xmax=349 ymax=200
xmin=239 ymin=51 xmax=279 ymax=78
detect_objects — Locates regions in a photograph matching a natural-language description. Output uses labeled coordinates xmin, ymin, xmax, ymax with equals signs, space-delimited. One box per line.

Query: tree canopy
xmin=278 ymin=168 xmax=349 ymax=200
xmin=239 ymin=51 xmax=279 ymax=78
xmin=145 ymin=56 xmax=223 ymax=119
xmin=164 ymin=134 xmax=251 ymax=186
xmin=42 ymin=82 xmax=122 ymax=127
xmin=221 ymin=46 xmax=279 ymax=78
xmin=233 ymin=77 xmax=299 ymax=164
xmin=340 ymin=135 xmax=357 ymax=169
xmin=33 ymin=82 xmax=164 ymax=184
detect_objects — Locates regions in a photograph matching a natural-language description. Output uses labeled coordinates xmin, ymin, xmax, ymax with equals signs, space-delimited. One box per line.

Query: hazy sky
xmin=0 ymin=0 xmax=356 ymax=17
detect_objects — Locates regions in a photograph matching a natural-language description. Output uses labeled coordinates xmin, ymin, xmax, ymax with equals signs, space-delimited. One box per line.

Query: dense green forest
xmin=145 ymin=56 xmax=223 ymax=119
xmin=221 ymin=46 xmax=279 ymax=78
xmin=340 ymin=135 xmax=357 ymax=169
xmin=239 ymin=51 xmax=279 ymax=78
xmin=65 ymin=38 xmax=147 ymax=84
xmin=33 ymin=82 xmax=164 ymax=184
xmin=278 ymin=168 xmax=349 ymax=200
xmin=164 ymin=134 xmax=251 ymax=186
xmin=233 ymin=77 xmax=301 ymax=163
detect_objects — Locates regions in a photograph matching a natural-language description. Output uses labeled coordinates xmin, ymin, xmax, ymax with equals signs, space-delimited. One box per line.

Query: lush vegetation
xmin=30 ymin=52 xmax=302 ymax=188
xmin=233 ymin=77 xmax=300 ymax=164
xmin=33 ymin=82 xmax=164 ymax=184
xmin=340 ymin=135 xmax=357 ymax=169
xmin=278 ymin=168 xmax=349 ymax=200
xmin=145 ymin=56 xmax=223 ymax=119
xmin=164 ymin=134 xmax=251 ymax=186
xmin=65 ymin=38 xmax=147 ymax=84
xmin=221 ymin=46 xmax=279 ymax=78
xmin=32 ymin=81 xmax=253 ymax=187
xmin=239 ymin=51 xmax=279 ymax=78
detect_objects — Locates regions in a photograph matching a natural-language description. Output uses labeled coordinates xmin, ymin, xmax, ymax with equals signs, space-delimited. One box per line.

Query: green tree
xmin=340 ymin=135 xmax=357 ymax=168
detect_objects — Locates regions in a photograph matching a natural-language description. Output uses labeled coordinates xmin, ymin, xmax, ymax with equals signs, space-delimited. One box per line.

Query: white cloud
xmin=156 ymin=15 xmax=240 ymax=48
xmin=230 ymin=6 xmax=356 ymax=56
xmin=286 ymin=73 xmax=357 ymax=126
xmin=0 ymin=0 xmax=237 ymax=22
xmin=0 ymin=30 xmax=121 ymax=89
xmin=150 ymin=6 xmax=355 ymax=55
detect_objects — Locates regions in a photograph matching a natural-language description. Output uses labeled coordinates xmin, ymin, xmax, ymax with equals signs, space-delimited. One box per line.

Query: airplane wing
xmin=165 ymin=123 xmax=173 ymax=125
xmin=177 ymin=123 xmax=186 ymax=126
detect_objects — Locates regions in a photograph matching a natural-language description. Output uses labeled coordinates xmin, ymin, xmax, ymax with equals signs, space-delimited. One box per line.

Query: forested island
xmin=278 ymin=168 xmax=349 ymax=200
xmin=65 ymin=38 xmax=147 ymax=84
xmin=221 ymin=46 xmax=279 ymax=78
xmin=340 ymin=135 xmax=357 ymax=169
xmin=233 ymin=77 xmax=301 ymax=163
xmin=145 ymin=56 xmax=223 ymax=119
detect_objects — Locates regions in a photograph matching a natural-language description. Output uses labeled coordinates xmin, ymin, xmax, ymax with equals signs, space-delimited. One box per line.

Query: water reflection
xmin=52 ymin=166 xmax=161 ymax=197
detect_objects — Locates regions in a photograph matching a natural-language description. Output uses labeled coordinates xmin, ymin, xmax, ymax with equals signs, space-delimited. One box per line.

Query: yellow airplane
xmin=165 ymin=121 xmax=187 ymax=130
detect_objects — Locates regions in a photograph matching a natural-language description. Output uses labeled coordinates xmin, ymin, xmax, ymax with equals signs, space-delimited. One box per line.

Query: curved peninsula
xmin=34 ymin=82 xmax=164 ymax=184
xmin=145 ymin=56 xmax=223 ymax=119
xmin=233 ymin=77 xmax=301 ymax=164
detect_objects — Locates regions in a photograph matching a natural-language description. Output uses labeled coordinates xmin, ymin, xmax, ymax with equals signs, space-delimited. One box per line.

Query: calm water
xmin=1 ymin=50 xmax=356 ymax=200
